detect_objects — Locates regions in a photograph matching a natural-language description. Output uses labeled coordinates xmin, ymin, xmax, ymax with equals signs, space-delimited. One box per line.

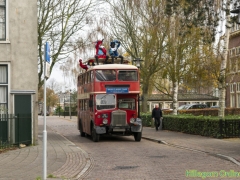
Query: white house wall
xmin=0 ymin=0 xmax=38 ymax=144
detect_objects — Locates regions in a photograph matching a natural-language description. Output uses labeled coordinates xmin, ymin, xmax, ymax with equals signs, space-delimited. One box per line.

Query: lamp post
xmin=132 ymin=58 xmax=143 ymax=118
xmin=64 ymin=93 xmax=65 ymax=118
xmin=58 ymin=94 xmax=60 ymax=117
xmin=132 ymin=58 xmax=143 ymax=69
xmin=69 ymin=89 xmax=72 ymax=119
xmin=230 ymin=6 xmax=240 ymax=24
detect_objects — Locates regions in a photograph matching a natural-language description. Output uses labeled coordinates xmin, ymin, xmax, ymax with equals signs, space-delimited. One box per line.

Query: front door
xmin=14 ymin=94 xmax=32 ymax=145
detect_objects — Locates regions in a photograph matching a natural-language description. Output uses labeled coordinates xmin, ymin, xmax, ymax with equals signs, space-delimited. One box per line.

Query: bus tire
xmin=134 ymin=132 xmax=142 ymax=142
xmin=80 ymin=130 xmax=85 ymax=137
xmin=79 ymin=119 xmax=85 ymax=137
xmin=92 ymin=128 xmax=100 ymax=142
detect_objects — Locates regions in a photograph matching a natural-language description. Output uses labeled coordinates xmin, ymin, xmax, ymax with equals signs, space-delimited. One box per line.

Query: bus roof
xmin=90 ymin=64 xmax=138 ymax=70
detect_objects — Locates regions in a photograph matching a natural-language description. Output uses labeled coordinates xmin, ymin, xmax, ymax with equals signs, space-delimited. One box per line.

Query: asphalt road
xmin=45 ymin=116 xmax=240 ymax=180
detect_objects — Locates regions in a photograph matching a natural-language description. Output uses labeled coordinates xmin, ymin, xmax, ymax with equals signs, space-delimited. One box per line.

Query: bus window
xmin=118 ymin=98 xmax=136 ymax=110
xmin=118 ymin=70 xmax=138 ymax=81
xmin=78 ymin=75 xmax=82 ymax=86
xmin=85 ymin=73 xmax=87 ymax=84
xmin=96 ymin=94 xmax=116 ymax=110
xmin=81 ymin=100 xmax=84 ymax=110
xmin=84 ymin=100 xmax=88 ymax=110
xmin=90 ymin=71 xmax=93 ymax=82
xmin=95 ymin=70 xmax=116 ymax=81
xmin=78 ymin=76 xmax=80 ymax=86
xmin=87 ymin=71 xmax=91 ymax=83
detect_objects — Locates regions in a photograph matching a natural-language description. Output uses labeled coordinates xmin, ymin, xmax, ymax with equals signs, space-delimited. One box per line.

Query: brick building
xmin=226 ymin=23 xmax=240 ymax=107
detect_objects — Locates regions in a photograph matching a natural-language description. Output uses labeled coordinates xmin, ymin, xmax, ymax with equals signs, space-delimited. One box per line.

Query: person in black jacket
xmin=152 ymin=104 xmax=163 ymax=131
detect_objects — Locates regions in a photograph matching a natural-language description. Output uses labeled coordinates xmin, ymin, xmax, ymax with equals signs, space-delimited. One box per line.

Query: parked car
xmin=41 ymin=111 xmax=49 ymax=116
xmin=181 ymin=104 xmax=208 ymax=110
xmin=177 ymin=105 xmax=187 ymax=110
xmin=210 ymin=105 xmax=219 ymax=108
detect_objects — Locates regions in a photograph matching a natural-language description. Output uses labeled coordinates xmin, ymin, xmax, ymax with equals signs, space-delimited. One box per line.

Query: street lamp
xmin=132 ymin=58 xmax=143 ymax=68
xmin=132 ymin=58 xmax=143 ymax=118
xmin=64 ymin=93 xmax=66 ymax=118
xmin=69 ymin=89 xmax=72 ymax=119
xmin=58 ymin=94 xmax=60 ymax=117
xmin=230 ymin=6 xmax=240 ymax=24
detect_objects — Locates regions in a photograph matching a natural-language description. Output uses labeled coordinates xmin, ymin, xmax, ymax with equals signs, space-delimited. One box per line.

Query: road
xmin=44 ymin=116 xmax=240 ymax=180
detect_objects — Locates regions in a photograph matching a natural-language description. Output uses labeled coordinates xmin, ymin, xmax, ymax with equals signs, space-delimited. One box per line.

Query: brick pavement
xmin=0 ymin=116 xmax=239 ymax=180
xmin=0 ymin=119 xmax=91 ymax=180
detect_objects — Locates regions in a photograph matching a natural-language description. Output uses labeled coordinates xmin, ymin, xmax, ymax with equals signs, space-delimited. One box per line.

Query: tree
xmin=104 ymin=0 xmax=169 ymax=112
xmin=160 ymin=0 xmax=224 ymax=115
xmin=103 ymin=0 xmax=229 ymax=114
xmin=38 ymin=87 xmax=58 ymax=112
xmin=37 ymin=0 xmax=96 ymax=90
xmin=47 ymin=78 xmax=63 ymax=93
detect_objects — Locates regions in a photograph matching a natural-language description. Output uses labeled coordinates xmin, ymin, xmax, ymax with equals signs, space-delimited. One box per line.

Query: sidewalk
xmin=0 ymin=116 xmax=239 ymax=180
xmin=0 ymin=118 xmax=91 ymax=180
xmin=142 ymin=126 xmax=240 ymax=165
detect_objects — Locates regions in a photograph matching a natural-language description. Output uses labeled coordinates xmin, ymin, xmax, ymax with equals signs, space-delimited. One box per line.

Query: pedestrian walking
xmin=152 ymin=104 xmax=163 ymax=131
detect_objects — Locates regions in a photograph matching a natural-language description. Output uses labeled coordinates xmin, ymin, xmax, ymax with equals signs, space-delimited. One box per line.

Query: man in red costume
xmin=79 ymin=59 xmax=88 ymax=71
xmin=94 ymin=39 xmax=109 ymax=64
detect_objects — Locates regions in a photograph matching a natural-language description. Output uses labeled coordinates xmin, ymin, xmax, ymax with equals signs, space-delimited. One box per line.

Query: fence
xmin=219 ymin=119 xmax=240 ymax=138
xmin=0 ymin=114 xmax=31 ymax=148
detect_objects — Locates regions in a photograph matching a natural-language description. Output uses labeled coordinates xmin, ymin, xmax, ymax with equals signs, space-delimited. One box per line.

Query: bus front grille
xmin=111 ymin=110 xmax=127 ymax=126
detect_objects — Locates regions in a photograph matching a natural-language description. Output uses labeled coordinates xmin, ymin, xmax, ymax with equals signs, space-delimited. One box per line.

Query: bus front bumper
xmin=95 ymin=118 xmax=142 ymax=134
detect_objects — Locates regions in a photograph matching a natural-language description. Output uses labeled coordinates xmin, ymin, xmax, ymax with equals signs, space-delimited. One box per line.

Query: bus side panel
xmin=82 ymin=112 xmax=87 ymax=134
xmin=82 ymin=111 xmax=91 ymax=135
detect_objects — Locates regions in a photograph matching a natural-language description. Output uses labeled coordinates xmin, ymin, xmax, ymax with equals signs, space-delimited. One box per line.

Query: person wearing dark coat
xmin=152 ymin=104 xmax=163 ymax=131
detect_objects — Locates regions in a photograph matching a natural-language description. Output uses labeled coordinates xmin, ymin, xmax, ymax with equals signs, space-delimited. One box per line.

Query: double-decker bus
xmin=77 ymin=64 xmax=142 ymax=142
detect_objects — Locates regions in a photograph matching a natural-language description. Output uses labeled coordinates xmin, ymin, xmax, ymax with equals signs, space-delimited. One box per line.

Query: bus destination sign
xmin=106 ymin=87 xmax=129 ymax=94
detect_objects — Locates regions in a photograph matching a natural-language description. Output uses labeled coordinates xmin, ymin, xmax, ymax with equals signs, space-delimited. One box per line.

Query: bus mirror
xmin=89 ymin=100 xmax=93 ymax=107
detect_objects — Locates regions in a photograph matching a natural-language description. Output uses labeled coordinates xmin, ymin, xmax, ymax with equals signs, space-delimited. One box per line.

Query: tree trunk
xmin=218 ymin=1 xmax=230 ymax=118
xmin=172 ymin=81 xmax=178 ymax=115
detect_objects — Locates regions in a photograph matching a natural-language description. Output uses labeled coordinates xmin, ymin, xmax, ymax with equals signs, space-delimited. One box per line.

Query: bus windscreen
xmin=95 ymin=70 xmax=116 ymax=81
xmin=96 ymin=94 xmax=116 ymax=110
xmin=118 ymin=70 xmax=138 ymax=81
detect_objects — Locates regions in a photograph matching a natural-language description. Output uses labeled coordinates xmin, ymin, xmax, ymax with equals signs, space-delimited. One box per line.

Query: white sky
xmin=47 ymin=0 xmax=111 ymax=92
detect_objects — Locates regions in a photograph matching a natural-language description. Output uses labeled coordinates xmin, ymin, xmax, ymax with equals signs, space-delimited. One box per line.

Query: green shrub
xmin=140 ymin=112 xmax=240 ymax=138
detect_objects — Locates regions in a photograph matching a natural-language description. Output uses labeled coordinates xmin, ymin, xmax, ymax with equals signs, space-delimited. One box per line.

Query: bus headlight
xmin=103 ymin=118 xmax=108 ymax=124
xmin=130 ymin=118 xmax=135 ymax=123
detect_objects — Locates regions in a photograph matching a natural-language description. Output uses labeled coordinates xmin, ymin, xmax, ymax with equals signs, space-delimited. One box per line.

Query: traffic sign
xmin=45 ymin=42 xmax=50 ymax=63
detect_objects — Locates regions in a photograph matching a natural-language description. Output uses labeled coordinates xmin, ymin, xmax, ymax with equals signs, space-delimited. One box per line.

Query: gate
xmin=0 ymin=114 xmax=32 ymax=147
xmin=15 ymin=114 xmax=32 ymax=145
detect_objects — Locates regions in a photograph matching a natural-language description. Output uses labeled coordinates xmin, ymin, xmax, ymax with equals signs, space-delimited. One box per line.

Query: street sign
xmin=45 ymin=63 xmax=50 ymax=78
xmin=106 ymin=87 xmax=129 ymax=94
xmin=45 ymin=42 xmax=50 ymax=63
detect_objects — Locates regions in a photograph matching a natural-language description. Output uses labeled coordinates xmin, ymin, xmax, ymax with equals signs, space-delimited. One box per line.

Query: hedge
xmin=140 ymin=112 xmax=240 ymax=139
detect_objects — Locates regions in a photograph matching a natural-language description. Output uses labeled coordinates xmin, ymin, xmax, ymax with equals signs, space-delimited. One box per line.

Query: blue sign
xmin=106 ymin=87 xmax=129 ymax=94
xmin=45 ymin=42 xmax=50 ymax=63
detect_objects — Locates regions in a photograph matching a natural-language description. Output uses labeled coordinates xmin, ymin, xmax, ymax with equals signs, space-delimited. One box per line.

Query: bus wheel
xmin=91 ymin=128 xmax=100 ymax=142
xmin=80 ymin=130 xmax=85 ymax=137
xmin=134 ymin=132 xmax=142 ymax=142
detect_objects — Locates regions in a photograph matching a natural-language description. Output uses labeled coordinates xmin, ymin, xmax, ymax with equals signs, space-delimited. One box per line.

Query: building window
xmin=237 ymin=83 xmax=240 ymax=92
xmin=230 ymin=94 xmax=235 ymax=107
xmin=237 ymin=47 xmax=240 ymax=55
xmin=229 ymin=49 xmax=232 ymax=57
xmin=0 ymin=0 xmax=6 ymax=40
xmin=230 ymin=58 xmax=237 ymax=72
xmin=237 ymin=93 xmax=240 ymax=108
xmin=0 ymin=65 xmax=8 ymax=113
xmin=230 ymin=83 xmax=234 ymax=93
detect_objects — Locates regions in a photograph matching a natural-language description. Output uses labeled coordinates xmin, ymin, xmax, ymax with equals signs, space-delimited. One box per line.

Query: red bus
xmin=77 ymin=64 xmax=142 ymax=142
